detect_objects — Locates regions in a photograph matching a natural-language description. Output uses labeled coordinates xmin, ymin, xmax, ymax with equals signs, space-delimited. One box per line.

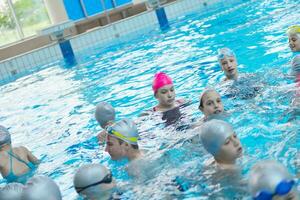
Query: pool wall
xmin=0 ymin=0 xmax=233 ymax=85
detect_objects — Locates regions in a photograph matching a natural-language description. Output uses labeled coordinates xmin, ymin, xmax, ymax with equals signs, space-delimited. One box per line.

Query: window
xmin=0 ymin=0 xmax=51 ymax=47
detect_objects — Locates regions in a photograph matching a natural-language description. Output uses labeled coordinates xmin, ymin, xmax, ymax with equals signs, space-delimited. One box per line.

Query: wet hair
xmin=117 ymin=138 xmax=139 ymax=149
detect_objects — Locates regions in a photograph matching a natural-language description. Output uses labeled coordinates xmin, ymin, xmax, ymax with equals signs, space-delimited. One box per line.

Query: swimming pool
xmin=0 ymin=0 xmax=299 ymax=199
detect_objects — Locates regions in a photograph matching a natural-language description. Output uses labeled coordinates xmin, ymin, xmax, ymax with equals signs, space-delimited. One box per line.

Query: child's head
xmin=0 ymin=125 xmax=11 ymax=148
xmin=152 ymin=72 xmax=175 ymax=107
xmin=249 ymin=160 xmax=298 ymax=200
xmin=199 ymin=89 xmax=224 ymax=117
xmin=0 ymin=183 xmax=24 ymax=200
xmin=22 ymin=175 xmax=62 ymax=200
xmin=291 ymin=55 xmax=300 ymax=75
xmin=74 ymin=164 xmax=115 ymax=199
xmin=200 ymin=120 xmax=242 ymax=164
xmin=105 ymin=119 xmax=139 ymax=160
xmin=218 ymin=48 xmax=238 ymax=80
xmin=287 ymin=25 xmax=300 ymax=52
xmin=95 ymin=102 xmax=116 ymax=129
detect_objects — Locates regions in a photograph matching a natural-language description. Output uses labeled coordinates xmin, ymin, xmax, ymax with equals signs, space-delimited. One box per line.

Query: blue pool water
xmin=0 ymin=0 xmax=299 ymax=199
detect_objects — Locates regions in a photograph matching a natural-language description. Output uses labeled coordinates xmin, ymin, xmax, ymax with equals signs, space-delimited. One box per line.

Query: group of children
xmin=0 ymin=25 xmax=300 ymax=200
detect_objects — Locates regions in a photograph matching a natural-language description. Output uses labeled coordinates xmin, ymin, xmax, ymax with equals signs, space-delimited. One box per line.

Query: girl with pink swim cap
xmin=152 ymin=72 xmax=185 ymax=112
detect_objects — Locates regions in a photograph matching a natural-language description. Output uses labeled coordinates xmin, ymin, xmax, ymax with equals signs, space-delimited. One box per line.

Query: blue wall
xmin=63 ymin=0 xmax=132 ymax=20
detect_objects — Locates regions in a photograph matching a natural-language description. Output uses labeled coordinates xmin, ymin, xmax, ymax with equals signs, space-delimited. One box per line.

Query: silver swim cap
xmin=95 ymin=102 xmax=116 ymax=129
xmin=0 ymin=183 xmax=24 ymax=200
xmin=74 ymin=164 xmax=114 ymax=197
xmin=0 ymin=125 xmax=11 ymax=147
xmin=21 ymin=175 xmax=62 ymax=200
xmin=200 ymin=119 xmax=234 ymax=156
xmin=217 ymin=47 xmax=236 ymax=61
xmin=291 ymin=55 xmax=300 ymax=74
xmin=248 ymin=160 xmax=294 ymax=198
xmin=107 ymin=119 xmax=139 ymax=145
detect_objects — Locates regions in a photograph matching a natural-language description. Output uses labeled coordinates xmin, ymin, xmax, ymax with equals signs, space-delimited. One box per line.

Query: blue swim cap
xmin=0 ymin=183 xmax=24 ymax=200
xmin=249 ymin=160 xmax=295 ymax=199
xmin=107 ymin=119 xmax=139 ymax=145
xmin=217 ymin=48 xmax=236 ymax=61
xmin=200 ymin=119 xmax=234 ymax=156
xmin=21 ymin=175 xmax=62 ymax=200
xmin=0 ymin=125 xmax=11 ymax=147
xmin=95 ymin=102 xmax=116 ymax=129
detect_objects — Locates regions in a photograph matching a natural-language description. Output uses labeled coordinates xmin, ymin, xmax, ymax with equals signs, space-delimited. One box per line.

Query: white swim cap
xmin=74 ymin=164 xmax=114 ymax=197
xmin=200 ymin=119 xmax=234 ymax=156
xmin=107 ymin=119 xmax=139 ymax=145
xmin=0 ymin=183 xmax=23 ymax=200
xmin=249 ymin=160 xmax=294 ymax=198
xmin=0 ymin=125 xmax=11 ymax=147
xmin=21 ymin=175 xmax=62 ymax=200
xmin=217 ymin=47 xmax=236 ymax=61
xmin=95 ymin=102 xmax=116 ymax=129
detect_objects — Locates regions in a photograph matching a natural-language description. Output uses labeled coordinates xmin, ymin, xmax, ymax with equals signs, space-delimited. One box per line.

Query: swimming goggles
xmin=253 ymin=179 xmax=296 ymax=200
xmin=106 ymin=126 xmax=138 ymax=143
xmin=75 ymin=172 xmax=112 ymax=193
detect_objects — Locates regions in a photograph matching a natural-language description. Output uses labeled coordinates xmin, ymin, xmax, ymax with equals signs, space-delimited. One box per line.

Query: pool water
xmin=0 ymin=0 xmax=299 ymax=199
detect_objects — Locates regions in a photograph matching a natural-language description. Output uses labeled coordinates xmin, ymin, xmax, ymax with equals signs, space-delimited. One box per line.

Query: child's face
xmin=200 ymin=91 xmax=224 ymax=117
xmin=216 ymin=133 xmax=243 ymax=163
xmin=155 ymin=84 xmax=176 ymax=107
xmin=288 ymin=34 xmax=300 ymax=52
xmin=105 ymin=135 xmax=126 ymax=160
xmin=219 ymin=56 xmax=238 ymax=78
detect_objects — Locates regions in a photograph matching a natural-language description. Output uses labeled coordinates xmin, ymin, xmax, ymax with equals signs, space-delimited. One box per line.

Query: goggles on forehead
xmin=75 ymin=172 xmax=112 ymax=193
xmin=106 ymin=126 xmax=138 ymax=143
xmin=253 ymin=179 xmax=296 ymax=200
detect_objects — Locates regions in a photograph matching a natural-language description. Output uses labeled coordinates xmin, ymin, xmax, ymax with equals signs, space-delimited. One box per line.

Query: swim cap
xmin=107 ymin=119 xmax=139 ymax=145
xmin=217 ymin=48 xmax=236 ymax=61
xmin=200 ymin=119 xmax=234 ymax=156
xmin=152 ymin=72 xmax=173 ymax=93
xmin=249 ymin=160 xmax=294 ymax=198
xmin=287 ymin=25 xmax=300 ymax=35
xmin=21 ymin=175 xmax=62 ymax=200
xmin=199 ymin=88 xmax=218 ymax=108
xmin=0 ymin=183 xmax=24 ymax=200
xmin=74 ymin=164 xmax=114 ymax=196
xmin=0 ymin=125 xmax=11 ymax=147
xmin=95 ymin=102 xmax=116 ymax=129
xmin=291 ymin=55 xmax=300 ymax=74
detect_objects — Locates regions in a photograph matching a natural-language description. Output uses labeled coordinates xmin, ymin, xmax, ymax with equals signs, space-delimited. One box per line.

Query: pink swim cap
xmin=152 ymin=72 xmax=173 ymax=93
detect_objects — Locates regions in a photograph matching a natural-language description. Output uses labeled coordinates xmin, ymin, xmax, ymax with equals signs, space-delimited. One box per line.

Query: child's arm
xmin=23 ymin=147 xmax=40 ymax=165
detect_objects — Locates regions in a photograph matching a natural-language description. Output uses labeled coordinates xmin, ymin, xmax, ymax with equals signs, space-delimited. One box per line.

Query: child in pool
xmin=152 ymin=72 xmax=185 ymax=112
xmin=95 ymin=102 xmax=116 ymax=144
xmin=0 ymin=125 xmax=40 ymax=184
xmin=249 ymin=160 xmax=299 ymax=200
xmin=287 ymin=25 xmax=300 ymax=52
xmin=200 ymin=119 xmax=243 ymax=170
xmin=74 ymin=164 xmax=118 ymax=200
xmin=193 ymin=88 xmax=225 ymax=127
xmin=218 ymin=48 xmax=238 ymax=81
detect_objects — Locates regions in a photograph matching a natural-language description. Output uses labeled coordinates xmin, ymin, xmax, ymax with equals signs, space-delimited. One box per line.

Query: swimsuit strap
xmin=7 ymin=150 xmax=32 ymax=169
